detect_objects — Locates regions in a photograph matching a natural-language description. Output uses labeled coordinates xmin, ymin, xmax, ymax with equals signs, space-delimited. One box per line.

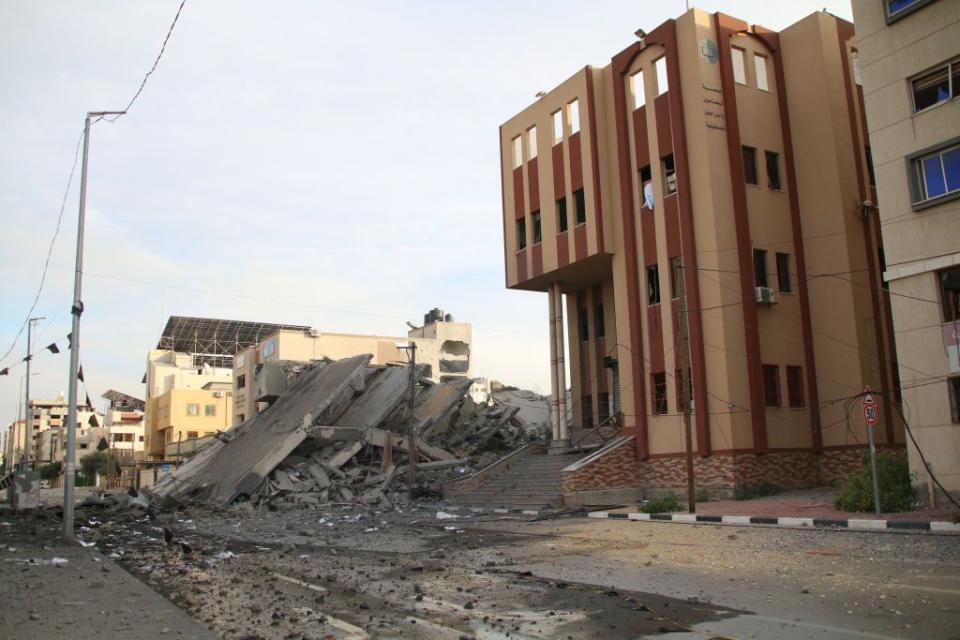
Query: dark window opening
xmin=941 ymin=267 xmax=960 ymax=322
xmin=776 ymin=252 xmax=792 ymax=293
xmin=574 ymin=189 xmax=586 ymax=225
xmin=762 ymin=365 xmax=781 ymax=407
xmin=742 ymin=146 xmax=758 ymax=185
xmin=594 ymin=303 xmax=605 ymax=339
xmin=652 ymin=373 xmax=668 ymax=415
xmin=911 ymin=60 xmax=956 ymax=112
xmin=237 ymin=374 xmax=246 ymax=389
xmin=669 ymin=256 xmax=682 ymax=299
xmin=578 ymin=307 xmax=590 ymax=342
xmin=766 ymin=151 xmax=781 ymax=190
xmin=662 ymin=155 xmax=677 ymax=195
xmin=532 ymin=210 xmax=542 ymax=244
xmin=582 ymin=394 xmax=594 ymax=427
xmin=647 ymin=264 xmax=661 ymax=305
xmin=557 ymin=197 xmax=568 ymax=233
xmin=598 ymin=392 xmax=611 ymax=423
xmin=753 ymin=249 xmax=768 ymax=288
xmin=865 ymin=145 xmax=877 ymax=186
xmin=640 ymin=164 xmax=654 ymax=209
xmin=516 ymin=219 xmax=527 ymax=250
xmin=786 ymin=365 xmax=804 ymax=408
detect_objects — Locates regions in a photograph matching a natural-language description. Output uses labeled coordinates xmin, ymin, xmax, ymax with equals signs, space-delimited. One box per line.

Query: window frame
xmin=651 ymin=372 xmax=668 ymax=415
xmin=742 ymin=146 xmax=759 ymax=185
xmin=765 ymin=150 xmax=782 ymax=190
xmin=754 ymin=53 xmax=770 ymax=91
xmin=762 ymin=365 xmax=781 ymax=408
xmin=647 ymin=264 xmax=661 ymax=306
xmin=776 ymin=252 xmax=792 ymax=293
xmin=786 ymin=365 xmax=805 ymax=408
xmin=940 ymin=266 xmax=960 ymax=322
xmin=662 ymin=155 xmax=677 ymax=196
xmin=204 ymin=404 xmax=216 ymax=417
xmin=885 ymin=0 xmax=936 ymax=24
xmin=907 ymin=138 xmax=960 ymax=209
xmin=186 ymin=403 xmax=199 ymax=417
xmin=910 ymin=59 xmax=958 ymax=113
xmin=731 ymin=47 xmax=747 ymax=85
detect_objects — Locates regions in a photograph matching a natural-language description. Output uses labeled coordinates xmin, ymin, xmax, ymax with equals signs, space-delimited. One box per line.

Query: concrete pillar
xmin=548 ymin=288 xmax=561 ymax=442
xmin=553 ymin=284 xmax=570 ymax=448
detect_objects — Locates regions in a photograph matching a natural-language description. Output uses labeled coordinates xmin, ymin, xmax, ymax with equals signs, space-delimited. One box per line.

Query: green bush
xmin=641 ymin=493 xmax=681 ymax=514
xmin=80 ymin=451 xmax=109 ymax=477
xmin=735 ymin=481 xmax=783 ymax=501
xmin=38 ymin=462 xmax=61 ymax=480
xmin=834 ymin=453 xmax=915 ymax=513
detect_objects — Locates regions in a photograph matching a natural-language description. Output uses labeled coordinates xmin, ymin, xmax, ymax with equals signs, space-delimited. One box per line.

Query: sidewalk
xmin=0 ymin=510 xmax=217 ymax=640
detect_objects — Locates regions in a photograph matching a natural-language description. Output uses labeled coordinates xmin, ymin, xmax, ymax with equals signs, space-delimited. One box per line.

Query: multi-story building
xmin=102 ymin=390 xmax=146 ymax=458
xmin=499 ymin=8 xmax=905 ymax=501
xmin=27 ymin=393 xmax=102 ymax=466
xmin=853 ymin=0 xmax=960 ymax=496
xmin=232 ymin=310 xmax=472 ymax=425
xmin=3 ymin=419 xmax=25 ymax=470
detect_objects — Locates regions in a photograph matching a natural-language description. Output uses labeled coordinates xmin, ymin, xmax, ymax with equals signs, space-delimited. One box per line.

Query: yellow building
xmin=145 ymin=382 xmax=233 ymax=459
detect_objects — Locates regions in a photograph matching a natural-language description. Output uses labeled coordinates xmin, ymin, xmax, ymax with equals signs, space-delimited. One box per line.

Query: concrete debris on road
xmin=149 ymin=355 xmax=549 ymax=510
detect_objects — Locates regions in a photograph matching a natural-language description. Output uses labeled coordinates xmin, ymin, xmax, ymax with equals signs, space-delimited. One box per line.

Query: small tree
xmin=38 ymin=462 xmax=61 ymax=480
xmin=80 ymin=451 xmax=109 ymax=477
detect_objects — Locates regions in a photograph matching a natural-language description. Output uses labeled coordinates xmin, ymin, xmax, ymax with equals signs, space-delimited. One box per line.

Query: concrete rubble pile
xmin=151 ymin=354 xmax=548 ymax=510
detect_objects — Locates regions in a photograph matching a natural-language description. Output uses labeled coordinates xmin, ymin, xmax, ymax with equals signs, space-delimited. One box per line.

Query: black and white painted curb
xmin=442 ymin=505 xmax=553 ymax=517
xmin=584 ymin=510 xmax=960 ymax=533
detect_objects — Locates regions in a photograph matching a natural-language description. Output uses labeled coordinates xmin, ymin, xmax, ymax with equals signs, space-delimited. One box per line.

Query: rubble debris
xmin=148 ymin=354 xmax=550 ymax=511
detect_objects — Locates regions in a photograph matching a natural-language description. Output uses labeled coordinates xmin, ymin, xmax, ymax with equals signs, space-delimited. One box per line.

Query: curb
xmin=443 ymin=505 xmax=554 ymax=517
xmin=583 ymin=510 xmax=960 ymax=533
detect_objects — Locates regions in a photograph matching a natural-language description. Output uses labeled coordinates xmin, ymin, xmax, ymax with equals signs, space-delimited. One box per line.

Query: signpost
xmin=862 ymin=386 xmax=882 ymax=516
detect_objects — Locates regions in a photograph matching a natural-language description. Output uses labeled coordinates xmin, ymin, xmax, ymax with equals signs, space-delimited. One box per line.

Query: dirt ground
xmin=2 ymin=499 xmax=959 ymax=639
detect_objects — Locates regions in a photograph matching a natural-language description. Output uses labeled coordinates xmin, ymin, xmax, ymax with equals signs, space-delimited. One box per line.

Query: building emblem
xmin=699 ymin=38 xmax=719 ymax=64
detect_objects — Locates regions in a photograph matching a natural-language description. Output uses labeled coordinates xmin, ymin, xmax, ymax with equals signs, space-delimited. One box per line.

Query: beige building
xmin=500 ymin=8 xmax=905 ymax=498
xmin=232 ymin=310 xmax=472 ymax=425
xmin=853 ymin=0 xmax=960 ymax=495
xmin=3 ymin=419 xmax=25 ymax=470
xmin=25 ymin=393 xmax=103 ymax=466
xmin=103 ymin=390 xmax=146 ymax=458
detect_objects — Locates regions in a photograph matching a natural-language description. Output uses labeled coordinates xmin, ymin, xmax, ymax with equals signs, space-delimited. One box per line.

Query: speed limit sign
xmin=863 ymin=404 xmax=878 ymax=426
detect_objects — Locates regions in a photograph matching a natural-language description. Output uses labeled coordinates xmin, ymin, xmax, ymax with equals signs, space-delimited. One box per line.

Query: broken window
xmin=732 ymin=47 xmax=747 ymax=85
xmin=568 ymin=99 xmax=580 ymax=134
xmin=517 ymin=218 xmax=527 ymax=250
xmin=754 ymin=249 xmax=769 ymax=288
xmin=762 ymin=365 xmax=780 ymax=407
xmin=187 ymin=403 xmax=199 ymax=417
xmin=652 ymin=373 xmax=668 ymax=415
xmin=754 ymin=53 xmax=769 ymax=91
xmin=594 ymin=303 xmax=605 ymax=339
xmin=630 ymin=69 xmax=645 ymax=110
xmin=776 ymin=252 xmax=791 ymax=293
xmin=528 ymin=126 xmax=538 ymax=159
xmin=742 ymin=146 xmax=758 ymax=185
xmin=532 ymin=210 xmax=542 ymax=244
xmin=766 ymin=151 xmax=781 ymax=190
xmin=655 ymin=57 xmax=668 ymax=95
xmin=582 ymin=394 xmax=594 ymax=427
xmin=662 ymin=155 xmax=677 ymax=196
xmin=205 ymin=404 xmax=216 ymax=417
xmin=557 ymin=197 xmax=568 ymax=233
xmin=578 ymin=307 xmax=589 ymax=342
xmin=574 ymin=188 xmax=586 ymax=225
xmin=647 ymin=264 xmax=661 ymax=305
xmin=911 ymin=59 xmax=958 ymax=112
xmin=786 ymin=365 xmax=805 ymax=408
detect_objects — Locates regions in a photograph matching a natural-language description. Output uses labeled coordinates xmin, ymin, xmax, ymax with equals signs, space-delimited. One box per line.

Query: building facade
xmin=853 ymin=0 xmax=960 ymax=495
xmin=103 ymin=390 xmax=146 ymax=459
xmin=499 ymin=8 xmax=905 ymax=500
xmin=26 ymin=394 xmax=103 ymax=466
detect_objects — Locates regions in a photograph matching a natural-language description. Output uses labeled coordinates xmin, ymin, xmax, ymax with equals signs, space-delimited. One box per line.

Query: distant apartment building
xmin=853 ymin=0 xmax=960 ymax=495
xmin=27 ymin=393 xmax=103 ymax=466
xmin=144 ymin=316 xmax=304 ymax=459
xmin=3 ymin=419 xmax=25 ymax=470
xmin=499 ymin=8 xmax=904 ymax=500
xmin=232 ymin=309 xmax=471 ymax=425
xmin=102 ymin=390 xmax=146 ymax=459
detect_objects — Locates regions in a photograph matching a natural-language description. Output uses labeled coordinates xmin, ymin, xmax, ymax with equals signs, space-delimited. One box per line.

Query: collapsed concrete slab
xmin=151 ymin=355 xmax=371 ymax=505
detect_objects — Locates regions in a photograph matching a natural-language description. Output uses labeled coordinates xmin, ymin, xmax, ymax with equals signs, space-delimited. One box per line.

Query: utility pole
xmin=22 ymin=317 xmax=44 ymax=471
xmin=677 ymin=258 xmax=696 ymax=514
xmin=62 ymin=111 xmax=124 ymax=540
xmin=405 ymin=343 xmax=419 ymax=489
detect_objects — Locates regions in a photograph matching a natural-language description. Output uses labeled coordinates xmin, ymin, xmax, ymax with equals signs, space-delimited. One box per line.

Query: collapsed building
xmin=150 ymin=355 xmax=548 ymax=509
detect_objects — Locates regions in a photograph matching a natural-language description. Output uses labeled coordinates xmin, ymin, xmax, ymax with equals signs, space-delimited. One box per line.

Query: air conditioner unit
xmin=755 ymin=286 xmax=777 ymax=305
xmin=212 ymin=391 xmax=224 ymax=398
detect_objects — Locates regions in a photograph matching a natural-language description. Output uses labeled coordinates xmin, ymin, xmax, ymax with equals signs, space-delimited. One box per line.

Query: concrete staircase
xmin=447 ymin=450 xmax=582 ymax=509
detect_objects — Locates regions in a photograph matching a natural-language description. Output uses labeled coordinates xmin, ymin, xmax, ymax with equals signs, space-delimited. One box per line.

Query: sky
xmin=0 ymin=0 xmax=854 ymax=427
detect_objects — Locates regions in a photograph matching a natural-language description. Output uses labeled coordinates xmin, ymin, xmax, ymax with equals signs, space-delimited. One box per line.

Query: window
xmin=512 ymin=135 xmax=522 ymax=168
xmin=753 ymin=249 xmax=768 ymax=288
xmin=647 ymin=264 xmax=661 ymax=305
xmin=640 ymin=165 xmax=654 ymax=208
xmin=630 ymin=69 xmax=645 ymax=110
xmin=557 ymin=197 xmax=568 ymax=232
xmin=204 ymin=431 xmax=215 ymax=437
xmin=574 ymin=188 xmax=586 ymax=225
xmin=582 ymin=395 xmax=594 ymax=427
xmin=912 ymin=143 xmax=960 ymax=203
xmin=852 ymin=50 xmax=863 ymax=86
xmin=887 ymin=0 xmax=929 ymax=20
xmin=762 ymin=365 xmax=780 ymax=407
xmin=911 ymin=60 xmax=958 ymax=112
xmin=187 ymin=403 xmax=199 ymax=416
xmin=766 ymin=151 xmax=781 ymax=189
xmin=516 ymin=219 xmax=527 ymax=250
xmin=662 ymin=155 xmax=677 ymax=195
xmin=941 ymin=267 xmax=960 ymax=322
xmin=113 ymin=433 xmax=123 ymax=442
xmin=528 ymin=126 xmax=538 ymax=159
xmin=742 ymin=146 xmax=758 ymax=185
xmin=186 ymin=431 xmax=199 ymax=440
xmin=138 ymin=435 xmax=144 ymax=442
xmin=950 ymin=377 xmax=960 ymax=424
xmin=578 ymin=307 xmax=589 ymax=342
xmin=652 ymin=373 xmax=668 ymax=415
xmin=786 ymin=366 xmax=805 ymax=408
xmin=237 ymin=374 xmax=246 ymax=389
xmin=675 ymin=368 xmax=693 ymax=413
xmin=732 ymin=47 xmax=747 ymax=85
xmin=776 ymin=252 xmax=792 ymax=293
xmin=568 ymin=99 xmax=580 ymax=135
xmin=655 ymin=57 xmax=669 ymax=95
xmin=594 ymin=303 xmax=605 ymax=339
xmin=754 ymin=53 xmax=769 ymax=91
xmin=532 ymin=211 xmax=542 ymax=244
xmin=552 ymin=110 xmax=563 ymax=143
xmin=204 ymin=404 xmax=216 ymax=417
xmin=670 ymin=256 xmax=682 ymax=299
xmin=598 ymin=392 xmax=611 ymax=423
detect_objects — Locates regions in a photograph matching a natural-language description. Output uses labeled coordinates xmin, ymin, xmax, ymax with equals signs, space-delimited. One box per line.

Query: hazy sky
xmin=0 ymin=0 xmax=853 ymax=427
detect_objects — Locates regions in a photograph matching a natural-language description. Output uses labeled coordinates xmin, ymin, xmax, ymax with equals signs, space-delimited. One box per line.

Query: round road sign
xmin=864 ymin=405 xmax=878 ymax=426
